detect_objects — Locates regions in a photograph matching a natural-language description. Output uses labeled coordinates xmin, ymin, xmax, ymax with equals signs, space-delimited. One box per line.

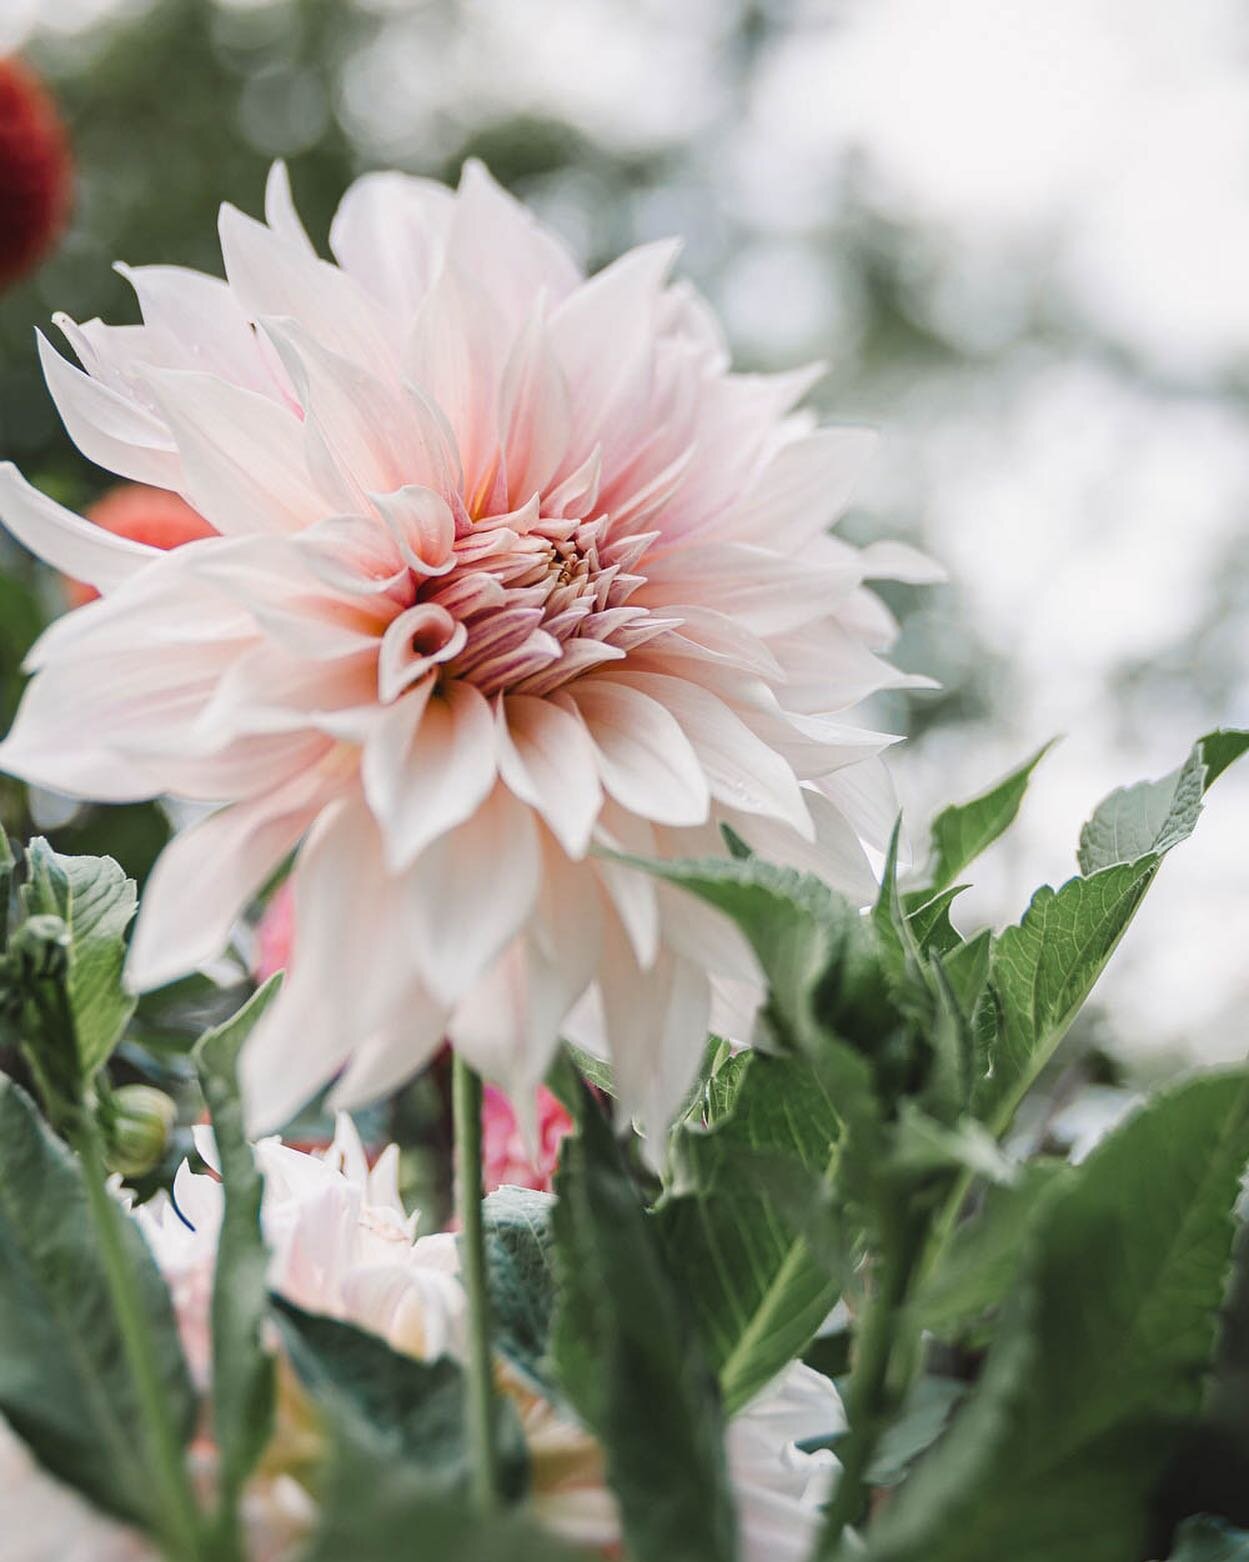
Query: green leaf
xmin=1078 ymin=729 xmax=1249 ymax=874
xmin=909 ymin=1162 xmax=1073 ymax=1339
xmin=865 ymin=1375 xmax=966 ymax=1488
xmin=866 ymin=1071 xmax=1249 ymax=1562
xmin=1167 ymin=1518 xmax=1249 ymax=1561
xmin=552 ymin=1092 xmax=738 ymax=1562
xmin=194 ymin=977 xmax=281 ymax=1536
xmin=482 ymin=1185 xmax=559 ymax=1397
xmin=0 ymin=1076 xmax=195 ymax=1530
xmin=658 ymin=1052 xmax=846 ymax=1416
xmin=922 ymin=742 xmax=1055 ymax=892
xmin=20 ymin=837 xmax=136 ymax=1077
xmin=616 ymin=853 xmax=860 ymax=1054
xmin=273 ymin=1297 xmax=526 ymax=1499
xmin=304 ymin=1436 xmax=590 ymax=1562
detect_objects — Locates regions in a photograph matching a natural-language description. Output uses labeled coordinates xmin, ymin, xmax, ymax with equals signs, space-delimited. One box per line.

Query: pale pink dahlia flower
xmin=0 ymin=162 xmax=936 ymax=1135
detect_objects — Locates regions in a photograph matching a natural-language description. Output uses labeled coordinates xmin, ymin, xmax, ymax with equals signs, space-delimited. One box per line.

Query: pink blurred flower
xmin=481 ymin=1083 xmax=572 ymax=1194
xmin=254 ymin=879 xmax=295 ymax=984
xmin=0 ymin=161 xmax=938 ymax=1140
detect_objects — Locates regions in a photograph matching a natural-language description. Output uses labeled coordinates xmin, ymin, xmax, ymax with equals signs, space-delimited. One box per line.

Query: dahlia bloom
xmin=0 ymin=1117 xmax=842 ymax=1559
xmin=0 ymin=57 xmax=71 ymax=290
xmin=0 ymin=161 xmax=936 ymax=1136
xmin=65 ymin=483 xmax=216 ymax=607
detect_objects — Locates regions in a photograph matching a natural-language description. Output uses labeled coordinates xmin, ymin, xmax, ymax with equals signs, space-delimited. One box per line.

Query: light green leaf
xmin=0 ymin=1076 xmax=195 ymax=1531
xmin=1078 ymin=728 xmax=1249 ymax=873
xmin=865 ymin=1375 xmax=966 ymax=1488
xmin=658 ymin=1052 xmax=846 ymax=1416
xmin=552 ymin=1093 xmax=738 ymax=1562
xmin=194 ymin=977 xmax=281 ymax=1538
xmin=1167 ymin=1518 xmax=1249 ymax=1561
xmin=866 ymin=1071 xmax=1249 ymax=1562
xmin=20 ymin=838 xmax=136 ymax=1077
xmin=922 ymin=742 xmax=1055 ymax=892
xmin=909 ymin=1162 xmax=1072 ymax=1339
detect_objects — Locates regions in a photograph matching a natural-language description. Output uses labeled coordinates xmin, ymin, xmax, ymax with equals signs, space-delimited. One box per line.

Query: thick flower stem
xmin=815 ymin=1201 xmax=923 ymax=1560
xmin=453 ymin=1054 xmax=502 ymax=1513
xmin=75 ymin=1115 xmax=204 ymax=1562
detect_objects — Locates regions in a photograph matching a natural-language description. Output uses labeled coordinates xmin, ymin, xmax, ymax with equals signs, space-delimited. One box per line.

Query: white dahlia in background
xmin=1 ymin=1119 xmax=843 ymax=1559
xmin=0 ymin=161 xmax=937 ymax=1135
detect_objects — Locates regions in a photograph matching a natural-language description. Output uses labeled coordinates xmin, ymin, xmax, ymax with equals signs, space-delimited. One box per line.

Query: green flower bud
xmin=104 ymin=1084 xmax=176 ymax=1177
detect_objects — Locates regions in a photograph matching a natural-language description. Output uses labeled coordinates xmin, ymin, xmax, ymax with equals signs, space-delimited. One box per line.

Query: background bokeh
xmin=2 ymin=0 xmax=1247 ymax=1086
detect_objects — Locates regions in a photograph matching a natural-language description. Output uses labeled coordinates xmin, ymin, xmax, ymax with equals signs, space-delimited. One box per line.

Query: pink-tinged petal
xmin=36 ymin=331 xmax=183 ymax=489
xmin=767 ymin=621 xmax=938 ymax=714
xmin=125 ymin=765 xmax=333 ymax=992
xmin=447 ymin=160 xmax=580 ymax=328
xmin=603 ymin=670 xmax=813 ymax=839
xmin=408 ymin=783 xmax=541 ymax=1008
xmin=638 ymin=542 xmax=862 ymax=637
xmin=112 ymin=265 xmax=278 ymax=397
xmin=378 ymin=604 xmax=465 ymax=703
xmin=746 ymin=706 xmax=899 ymax=782
xmin=139 ymin=368 xmax=326 ymax=536
xmin=0 ymin=461 xmax=158 ymax=594
xmin=561 ymin=677 xmax=709 ymax=828
xmin=196 ymin=645 xmax=378 ymax=743
xmin=497 ymin=305 xmax=572 ymax=505
xmin=330 ymin=170 xmax=454 ymax=319
xmin=596 ymin=926 xmax=710 ymax=1161
xmin=294 ymin=514 xmax=406 ymax=597
xmin=589 ymin=801 xmax=660 ymax=970
xmin=406 ymin=266 xmax=508 ymax=513
xmin=263 ymin=160 xmax=316 ymax=257
xmin=259 ymin=316 xmax=415 ymax=507
xmin=187 ymin=536 xmax=388 ymax=660
xmin=369 ymin=485 xmax=456 ymax=575
xmin=857 ymin=538 xmax=947 ymax=584
xmin=719 ymin=789 xmax=879 ymax=907
xmin=723 ymin=425 xmax=879 ymax=551
xmin=497 ymin=693 xmax=602 ymax=859
xmin=362 ymin=679 xmax=498 ymax=869
xmin=548 ymin=239 xmax=680 ymax=469
xmin=240 ymin=794 xmax=413 ymax=1132
xmin=814 ymin=758 xmax=902 ymax=856
xmin=218 ymin=200 xmax=398 ymax=378
xmin=329 ymin=982 xmax=449 ymax=1112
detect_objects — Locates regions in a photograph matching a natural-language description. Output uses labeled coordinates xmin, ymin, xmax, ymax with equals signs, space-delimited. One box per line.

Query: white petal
xmin=408 ymin=783 xmax=541 ymax=1007
xmin=264 ymin=161 xmax=316 ymax=257
xmin=377 ymin=604 xmax=465 ymax=703
xmin=330 ymin=169 xmax=455 ymax=319
xmin=362 ymin=679 xmax=498 ymax=869
xmin=723 ymin=425 xmax=879 ymax=551
xmin=369 ymin=484 xmax=456 ymax=575
xmin=562 ymin=678 xmax=709 ymax=828
xmin=125 ymin=767 xmax=331 ymax=992
xmin=37 ymin=331 xmax=182 ymax=489
xmin=0 ymin=462 xmax=157 ymax=593
xmin=605 ymin=670 xmax=812 ymax=839
xmin=139 ymin=368 xmax=326 ymax=536
xmin=496 ymin=693 xmax=602 ymax=859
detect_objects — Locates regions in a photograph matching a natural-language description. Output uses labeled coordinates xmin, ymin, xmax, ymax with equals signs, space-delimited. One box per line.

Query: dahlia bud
xmin=0 ymin=58 xmax=71 ymax=290
xmin=103 ymin=1083 xmax=176 ymax=1177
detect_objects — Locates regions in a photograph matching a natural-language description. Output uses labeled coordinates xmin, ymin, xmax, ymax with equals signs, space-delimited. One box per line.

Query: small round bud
xmin=105 ymin=1084 xmax=176 ymax=1177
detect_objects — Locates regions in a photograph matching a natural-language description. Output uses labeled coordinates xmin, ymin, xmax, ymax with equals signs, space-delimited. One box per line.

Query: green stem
xmin=75 ymin=1115 xmax=204 ymax=1562
xmin=816 ymin=1203 xmax=922 ymax=1560
xmin=453 ymin=1054 xmax=502 ymax=1513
